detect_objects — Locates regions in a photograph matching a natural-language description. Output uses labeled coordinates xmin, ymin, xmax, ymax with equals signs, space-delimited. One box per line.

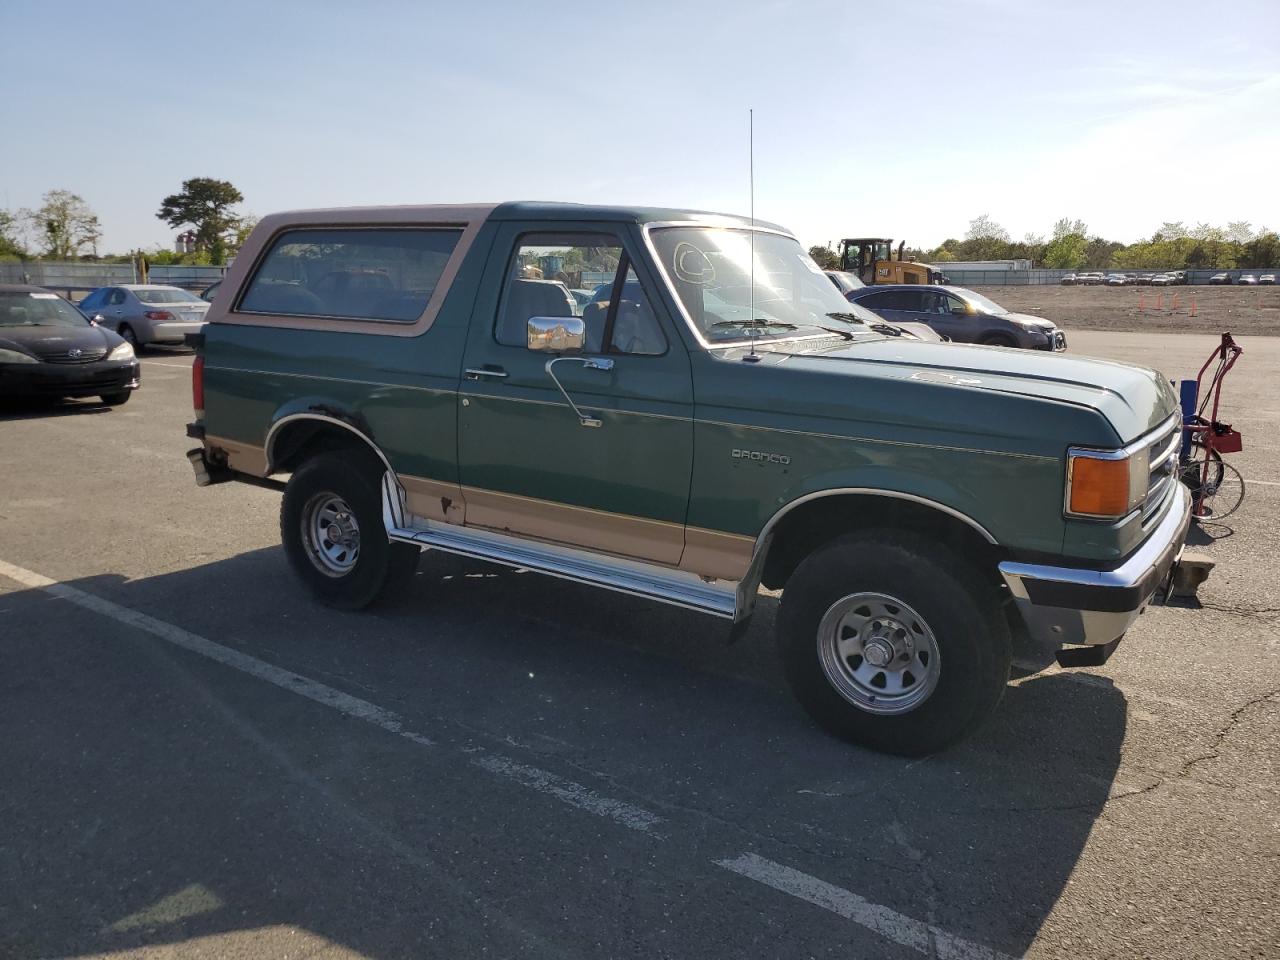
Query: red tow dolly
xmin=1179 ymin=333 xmax=1245 ymax=521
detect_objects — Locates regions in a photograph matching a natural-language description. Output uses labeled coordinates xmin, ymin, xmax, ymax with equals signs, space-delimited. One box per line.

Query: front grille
xmin=37 ymin=347 xmax=108 ymax=364
xmin=1141 ymin=418 xmax=1181 ymax=524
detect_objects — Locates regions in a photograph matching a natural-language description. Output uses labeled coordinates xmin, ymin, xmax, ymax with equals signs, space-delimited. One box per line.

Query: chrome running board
xmin=380 ymin=473 xmax=736 ymax=619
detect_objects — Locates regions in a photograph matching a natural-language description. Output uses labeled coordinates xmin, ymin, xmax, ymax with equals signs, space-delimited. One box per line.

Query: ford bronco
xmin=187 ymin=202 xmax=1190 ymax=755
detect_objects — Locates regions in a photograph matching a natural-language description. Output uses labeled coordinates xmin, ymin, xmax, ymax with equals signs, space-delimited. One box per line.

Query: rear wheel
xmin=280 ymin=453 xmax=420 ymax=610
xmin=119 ymin=325 xmax=140 ymax=350
xmin=777 ymin=531 xmax=1010 ymax=756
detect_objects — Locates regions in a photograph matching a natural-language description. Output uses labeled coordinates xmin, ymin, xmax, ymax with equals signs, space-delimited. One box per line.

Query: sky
xmin=3 ymin=0 xmax=1278 ymax=255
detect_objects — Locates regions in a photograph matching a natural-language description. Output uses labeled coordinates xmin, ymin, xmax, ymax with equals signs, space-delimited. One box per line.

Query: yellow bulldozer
xmin=839 ymin=238 xmax=946 ymax=285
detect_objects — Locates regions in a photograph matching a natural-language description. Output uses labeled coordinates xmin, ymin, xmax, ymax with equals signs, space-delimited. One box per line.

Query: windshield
xmin=649 ymin=227 xmax=870 ymax=343
xmin=137 ymin=287 xmax=203 ymax=304
xmin=0 ymin=291 xmax=91 ymax=328
xmin=953 ymin=287 xmax=1008 ymax=315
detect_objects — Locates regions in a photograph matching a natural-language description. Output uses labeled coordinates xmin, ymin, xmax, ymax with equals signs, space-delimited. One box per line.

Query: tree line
xmin=809 ymin=215 xmax=1280 ymax=272
xmin=0 ymin=178 xmax=254 ymax=266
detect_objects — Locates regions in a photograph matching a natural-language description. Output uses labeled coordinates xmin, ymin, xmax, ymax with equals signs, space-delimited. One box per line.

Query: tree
xmin=156 ymin=177 xmax=244 ymax=264
xmin=1225 ymin=221 xmax=1254 ymax=244
xmin=0 ymin=209 xmax=25 ymax=259
xmin=1051 ymin=218 xmax=1087 ymax=240
xmin=1155 ymin=221 xmax=1188 ymax=241
xmin=965 ymin=214 xmax=1009 ymax=242
xmin=807 ymin=244 xmax=839 ymax=270
xmin=1190 ymin=222 xmax=1224 ymax=242
xmin=1042 ymin=232 xmax=1087 ymax=269
xmin=21 ymin=190 xmax=101 ymax=259
xmin=230 ymin=214 xmax=260 ymax=256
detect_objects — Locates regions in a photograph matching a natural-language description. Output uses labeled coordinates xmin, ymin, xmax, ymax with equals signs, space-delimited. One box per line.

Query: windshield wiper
xmin=710 ymin=319 xmax=798 ymax=330
xmin=825 ymin=312 xmax=869 ymax=325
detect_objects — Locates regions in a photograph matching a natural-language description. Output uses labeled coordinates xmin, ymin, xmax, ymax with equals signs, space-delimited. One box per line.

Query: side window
xmin=80 ymin=291 xmax=100 ymax=309
xmin=239 ymin=228 xmax=462 ymax=322
xmin=858 ymin=290 xmax=893 ymax=310
xmin=496 ymin=233 xmax=666 ymax=356
xmin=944 ymin=293 xmax=969 ymax=315
xmin=108 ymin=289 xmax=126 ymax=306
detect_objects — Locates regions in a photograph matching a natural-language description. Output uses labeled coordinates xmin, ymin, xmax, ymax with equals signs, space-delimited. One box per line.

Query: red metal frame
xmin=1183 ymin=333 xmax=1243 ymax=517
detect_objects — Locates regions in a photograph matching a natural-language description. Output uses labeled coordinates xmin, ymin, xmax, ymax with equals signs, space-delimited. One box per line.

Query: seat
xmin=498 ymin=279 xmax=574 ymax=346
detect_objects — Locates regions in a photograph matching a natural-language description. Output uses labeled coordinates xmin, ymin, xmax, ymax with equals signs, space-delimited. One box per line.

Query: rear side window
xmin=239 ymin=228 xmax=462 ymax=322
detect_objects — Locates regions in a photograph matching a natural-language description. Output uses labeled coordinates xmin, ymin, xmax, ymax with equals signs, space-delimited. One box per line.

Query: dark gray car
xmin=847 ymin=284 xmax=1066 ymax=351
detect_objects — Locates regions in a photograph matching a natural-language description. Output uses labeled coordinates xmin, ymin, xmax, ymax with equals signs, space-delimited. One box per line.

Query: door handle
xmin=545 ymin=356 xmax=614 ymax=428
xmin=464 ymin=366 xmax=508 ymax=380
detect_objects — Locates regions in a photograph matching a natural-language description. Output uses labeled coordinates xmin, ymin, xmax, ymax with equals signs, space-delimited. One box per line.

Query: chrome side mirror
xmin=527 ymin=315 xmax=585 ymax=353
xmin=90 ymin=314 xmax=105 ymax=325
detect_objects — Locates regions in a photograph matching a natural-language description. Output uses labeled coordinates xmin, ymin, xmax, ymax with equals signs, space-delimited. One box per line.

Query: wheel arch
xmin=754 ymin=489 xmax=1003 ymax=592
xmin=265 ymin=410 xmax=393 ymax=477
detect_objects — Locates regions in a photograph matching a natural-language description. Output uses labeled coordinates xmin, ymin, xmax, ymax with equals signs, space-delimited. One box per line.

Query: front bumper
xmin=999 ymin=483 xmax=1191 ymax=650
xmin=0 ymin=359 xmax=140 ymax=398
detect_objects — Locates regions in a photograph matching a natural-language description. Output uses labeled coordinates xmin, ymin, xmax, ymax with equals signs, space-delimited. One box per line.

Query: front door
xmin=457 ymin=223 xmax=694 ymax=565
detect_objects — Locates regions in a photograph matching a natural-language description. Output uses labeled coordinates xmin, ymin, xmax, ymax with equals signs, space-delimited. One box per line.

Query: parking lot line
xmin=0 ymin=556 xmax=672 ymax=836
xmin=716 ymin=852 xmax=1018 ymax=960
xmin=474 ymin=754 xmax=664 ymax=834
xmin=0 ymin=557 xmax=435 ymax=746
xmin=141 ymin=359 xmax=193 ymax=368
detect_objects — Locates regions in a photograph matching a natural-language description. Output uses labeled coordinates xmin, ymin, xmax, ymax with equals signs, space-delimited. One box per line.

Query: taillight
xmin=145 ymin=310 xmax=174 ymax=321
xmin=192 ymin=355 xmax=205 ymax=414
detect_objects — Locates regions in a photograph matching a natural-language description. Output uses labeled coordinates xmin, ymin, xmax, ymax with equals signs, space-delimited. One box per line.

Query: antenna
xmin=748 ymin=107 xmax=756 ymax=359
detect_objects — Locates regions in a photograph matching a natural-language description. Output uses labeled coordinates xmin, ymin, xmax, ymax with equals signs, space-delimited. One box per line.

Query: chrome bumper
xmin=999 ymin=483 xmax=1191 ymax=648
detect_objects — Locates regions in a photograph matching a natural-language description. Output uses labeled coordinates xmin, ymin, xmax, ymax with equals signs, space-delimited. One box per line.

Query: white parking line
xmin=716 ymin=853 xmax=1019 ymax=960
xmin=474 ymin=755 xmax=663 ymax=835
xmin=0 ymin=557 xmax=667 ymax=834
xmin=0 ymin=558 xmax=434 ymax=746
xmin=142 ymin=360 xmax=193 ymax=369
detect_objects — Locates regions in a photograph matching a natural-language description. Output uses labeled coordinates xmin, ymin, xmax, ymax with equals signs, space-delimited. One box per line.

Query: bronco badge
xmin=732 ymin=448 xmax=791 ymax=465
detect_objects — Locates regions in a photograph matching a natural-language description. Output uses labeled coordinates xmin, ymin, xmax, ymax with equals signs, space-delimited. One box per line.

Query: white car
xmin=1105 ymin=274 xmax=1127 ymax=286
xmin=1260 ymin=274 xmax=1276 ymax=285
xmin=1237 ymin=274 xmax=1259 ymax=285
xmin=78 ymin=284 xmax=210 ymax=348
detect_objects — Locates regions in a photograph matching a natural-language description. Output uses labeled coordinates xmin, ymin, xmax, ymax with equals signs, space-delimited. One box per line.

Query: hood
xmin=1004 ymin=312 xmax=1055 ymax=330
xmin=773 ymin=338 xmax=1178 ymax=443
xmin=0 ymin=321 xmax=121 ymax=358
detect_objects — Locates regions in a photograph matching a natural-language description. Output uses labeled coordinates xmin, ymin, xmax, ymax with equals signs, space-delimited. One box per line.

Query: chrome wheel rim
xmin=817 ymin=592 xmax=941 ymax=715
xmin=302 ymin=493 xmax=361 ymax=577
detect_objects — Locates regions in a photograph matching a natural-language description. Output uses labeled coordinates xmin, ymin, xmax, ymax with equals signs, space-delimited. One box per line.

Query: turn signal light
xmin=1066 ymin=448 xmax=1147 ymax=519
xmin=145 ymin=310 xmax=174 ymax=321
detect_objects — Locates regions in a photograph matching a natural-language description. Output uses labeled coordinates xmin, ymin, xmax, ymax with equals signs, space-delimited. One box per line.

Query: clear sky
xmin=3 ymin=0 xmax=1277 ymax=254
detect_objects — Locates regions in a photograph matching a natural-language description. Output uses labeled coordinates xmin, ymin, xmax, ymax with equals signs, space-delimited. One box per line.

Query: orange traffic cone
xmin=1139 ymin=291 xmax=1146 ymax=312
xmin=1190 ymin=299 xmax=1197 ymax=318
xmin=1171 ymin=293 xmax=1180 ymax=311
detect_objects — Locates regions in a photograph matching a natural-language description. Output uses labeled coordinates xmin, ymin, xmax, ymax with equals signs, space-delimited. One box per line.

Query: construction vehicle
xmin=839 ymin=238 xmax=946 ymax=285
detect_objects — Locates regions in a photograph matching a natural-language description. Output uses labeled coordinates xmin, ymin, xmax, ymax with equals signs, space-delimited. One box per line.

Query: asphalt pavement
xmin=1 ymin=332 xmax=1276 ymax=959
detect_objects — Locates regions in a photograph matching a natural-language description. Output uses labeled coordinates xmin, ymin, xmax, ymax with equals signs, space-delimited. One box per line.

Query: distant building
xmin=175 ymin=230 xmax=198 ymax=254
xmin=930 ymin=259 xmax=1032 ymax=272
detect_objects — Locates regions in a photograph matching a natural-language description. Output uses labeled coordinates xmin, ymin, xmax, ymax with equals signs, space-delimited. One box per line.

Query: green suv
xmin=187 ymin=202 xmax=1190 ymax=755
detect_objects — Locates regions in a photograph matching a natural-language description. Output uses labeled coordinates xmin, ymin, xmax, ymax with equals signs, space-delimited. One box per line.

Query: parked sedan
xmin=0 ymin=284 xmax=140 ymax=405
xmin=1105 ymin=273 xmax=1128 ymax=286
xmin=1059 ymin=273 xmax=1078 ymax=285
xmin=846 ymin=284 xmax=1065 ymax=350
xmin=1151 ymin=274 xmax=1174 ymax=286
xmin=1077 ymin=272 xmax=1106 ymax=285
xmin=1260 ymin=274 xmax=1276 ymax=285
xmin=78 ymin=284 xmax=210 ymax=348
xmin=1208 ymin=273 xmax=1233 ymax=285
xmin=1237 ymin=274 xmax=1258 ymax=285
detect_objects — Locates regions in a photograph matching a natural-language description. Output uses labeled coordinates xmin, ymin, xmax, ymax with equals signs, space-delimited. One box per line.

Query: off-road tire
xmin=280 ymin=453 xmax=419 ymax=610
xmin=777 ymin=530 xmax=1010 ymax=756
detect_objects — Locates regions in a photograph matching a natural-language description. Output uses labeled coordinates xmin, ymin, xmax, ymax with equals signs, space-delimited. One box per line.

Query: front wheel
xmin=280 ymin=453 xmax=420 ymax=610
xmin=777 ymin=531 xmax=1010 ymax=756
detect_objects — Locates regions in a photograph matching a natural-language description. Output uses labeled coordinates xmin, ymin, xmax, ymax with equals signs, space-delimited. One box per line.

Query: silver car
xmin=78 ymin=284 xmax=210 ymax=348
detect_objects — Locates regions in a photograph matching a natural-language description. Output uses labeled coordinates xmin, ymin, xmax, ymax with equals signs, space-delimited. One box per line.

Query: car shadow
xmin=0 ymin=397 xmax=117 ymax=419
xmin=1 ymin=546 xmax=1128 ymax=959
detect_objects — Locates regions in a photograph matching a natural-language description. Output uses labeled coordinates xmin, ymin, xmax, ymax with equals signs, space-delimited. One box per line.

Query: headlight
xmin=1065 ymin=447 xmax=1149 ymax=519
xmin=0 ymin=348 xmax=38 ymax=364
xmin=108 ymin=341 xmax=135 ymax=361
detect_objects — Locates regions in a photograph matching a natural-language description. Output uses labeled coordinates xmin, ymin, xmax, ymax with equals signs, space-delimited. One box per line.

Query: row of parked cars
xmin=1062 ymin=270 xmax=1275 ymax=286
xmin=1062 ymin=271 xmax=1187 ymax=286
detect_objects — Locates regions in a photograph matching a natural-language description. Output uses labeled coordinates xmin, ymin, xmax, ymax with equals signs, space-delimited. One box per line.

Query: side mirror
xmin=950 ymin=306 xmax=969 ymax=315
xmin=90 ymin=314 xmax=105 ymax=325
xmin=527 ymin=315 xmax=585 ymax=353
